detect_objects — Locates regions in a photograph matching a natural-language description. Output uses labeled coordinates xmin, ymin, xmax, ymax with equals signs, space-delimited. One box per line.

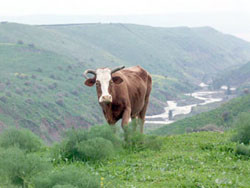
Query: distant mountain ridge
xmin=1 ymin=22 xmax=250 ymax=141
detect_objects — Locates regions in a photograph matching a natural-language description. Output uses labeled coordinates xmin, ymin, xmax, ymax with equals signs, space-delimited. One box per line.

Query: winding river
xmin=145 ymin=83 xmax=235 ymax=125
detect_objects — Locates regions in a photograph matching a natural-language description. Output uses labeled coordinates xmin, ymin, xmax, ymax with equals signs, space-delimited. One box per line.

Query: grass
xmin=55 ymin=132 xmax=250 ymax=187
xmin=0 ymin=126 xmax=249 ymax=187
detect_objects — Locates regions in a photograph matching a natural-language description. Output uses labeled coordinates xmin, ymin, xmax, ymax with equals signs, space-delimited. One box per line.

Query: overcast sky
xmin=1 ymin=0 xmax=250 ymax=41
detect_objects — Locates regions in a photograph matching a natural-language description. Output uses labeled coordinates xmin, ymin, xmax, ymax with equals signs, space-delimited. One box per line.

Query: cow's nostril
xmin=100 ymin=95 xmax=112 ymax=103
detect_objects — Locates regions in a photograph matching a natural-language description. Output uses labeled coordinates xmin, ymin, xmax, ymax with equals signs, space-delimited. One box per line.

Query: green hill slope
xmin=95 ymin=132 xmax=249 ymax=187
xmin=213 ymin=61 xmax=250 ymax=91
xmin=0 ymin=43 xmax=103 ymax=141
xmin=152 ymin=94 xmax=250 ymax=136
xmin=1 ymin=130 xmax=249 ymax=187
xmin=43 ymin=24 xmax=250 ymax=81
xmin=1 ymin=22 xmax=250 ymax=141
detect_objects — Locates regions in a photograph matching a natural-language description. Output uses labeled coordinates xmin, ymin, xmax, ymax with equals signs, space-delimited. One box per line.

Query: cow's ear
xmin=112 ymin=76 xmax=123 ymax=84
xmin=85 ymin=78 xmax=96 ymax=87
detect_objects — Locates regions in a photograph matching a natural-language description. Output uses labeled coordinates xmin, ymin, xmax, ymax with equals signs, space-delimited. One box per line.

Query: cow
xmin=83 ymin=65 xmax=152 ymax=134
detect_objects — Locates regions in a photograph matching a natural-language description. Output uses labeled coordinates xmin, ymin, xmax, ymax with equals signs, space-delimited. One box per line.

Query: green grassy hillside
xmin=1 ymin=129 xmax=249 ymax=187
xmin=213 ymin=61 xmax=250 ymax=91
xmin=152 ymin=94 xmax=250 ymax=136
xmin=43 ymin=24 xmax=250 ymax=81
xmin=94 ymin=132 xmax=249 ymax=187
xmin=1 ymin=22 xmax=250 ymax=141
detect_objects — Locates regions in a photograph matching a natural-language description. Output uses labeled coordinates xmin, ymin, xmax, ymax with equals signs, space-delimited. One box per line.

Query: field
xmin=90 ymin=132 xmax=249 ymax=187
xmin=1 ymin=129 xmax=249 ymax=187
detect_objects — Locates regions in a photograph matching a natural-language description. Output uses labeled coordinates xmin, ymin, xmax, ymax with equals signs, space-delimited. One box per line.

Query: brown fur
xmin=85 ymin=66 xmax=152 ymax=133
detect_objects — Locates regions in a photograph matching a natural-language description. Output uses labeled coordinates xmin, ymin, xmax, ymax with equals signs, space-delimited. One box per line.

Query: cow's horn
xmin=83 ymin=69 xmax=96 ymax=79
xmin=111 ymin=66 xmax=125 ymax=74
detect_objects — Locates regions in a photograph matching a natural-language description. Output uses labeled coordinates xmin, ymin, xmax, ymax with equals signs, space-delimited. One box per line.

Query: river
xmin=145 ymin=83 xmax=235 ymax=125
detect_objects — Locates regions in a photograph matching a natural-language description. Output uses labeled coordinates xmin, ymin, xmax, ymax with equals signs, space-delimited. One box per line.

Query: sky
xmin=0 ymin=0 xmax=250 ymax=41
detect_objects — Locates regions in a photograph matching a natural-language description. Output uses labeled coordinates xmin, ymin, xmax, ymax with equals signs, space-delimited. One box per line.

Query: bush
xmin=32 ymin=166 xmax=100 ymax=188
xmin=186 ymin=124 xmax=224 ymax=133
xmin=17 ymin=40 xmax=24 ymax=45
xmin=0 ymin=147 xmax=51 ymax=187
xmin=235 ymin=144 xmax=250 ymax=157
xmin=232 ymin=112 xmax=250 ymax=145
xmin=87 ymin=125 xmax=122 ymax=149
xmin=56 ymin=99 xmax=64 ymax=107
xmin=52 ymin=126 xmax=122 ymax=162
xmin=0 ymin=128 xmax=43 ymax=152
xmin=52 ymin=129 xmax=88 ymax=161
xmin=0 ymin=96 xmax=7 ymax=103
xmin=77 ymin=137 xmax=114 ymax=160
xmin=124 ymin=128 xmax=163 ymax=152
xmin=48 ymin=82 xmax=58 ymax=90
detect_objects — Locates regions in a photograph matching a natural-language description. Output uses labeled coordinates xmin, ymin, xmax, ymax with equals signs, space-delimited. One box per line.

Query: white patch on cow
xmin=96 ymin=68 xmax=112 ymax=102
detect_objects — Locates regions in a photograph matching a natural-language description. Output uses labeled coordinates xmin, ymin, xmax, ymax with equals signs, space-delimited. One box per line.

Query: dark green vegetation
xmin=231 ymin=113 xmax=250 ymax=157
xmin=232 ymin=112 xmax=250 ymax=145
xmin=0 ymin=127 xmax=249 ymax=187
xmin=1 ymin=22 xmax=250 ymax=140
xmin=152 ymin=94 xmax=250 ymax=136
xmin=0 ymin=127 xmax=42 ymax=152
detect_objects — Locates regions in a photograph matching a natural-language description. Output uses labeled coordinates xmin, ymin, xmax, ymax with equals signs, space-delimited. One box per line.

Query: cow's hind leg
xmin=138 ymin=99 xmax=150 ymax=133
xmin=138 ymin=76 xmax=152 ymax=133
xmin=131 ymin=117 xmax=138 ymax=132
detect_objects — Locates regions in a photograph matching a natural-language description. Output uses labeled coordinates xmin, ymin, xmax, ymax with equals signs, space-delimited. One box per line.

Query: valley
xmin=146 ymin=83 xmax=236 ymax=128
xmin=0 ymin=22 xmax=250 ymax=141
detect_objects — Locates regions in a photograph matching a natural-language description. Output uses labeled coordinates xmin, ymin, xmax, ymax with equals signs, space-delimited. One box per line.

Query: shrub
xmin=56 ymin=99 xmax=64 ymax=107
xmin=124 ymin=127 xmax=163 ymax=152
xmin=77 ymin=137 xmax=114 ymax=160
xmin=6 ymin=91 xmax=12 ymax=97
xmin=36 ymin=68 xmax=43 ymax=72
xmin=33 ymin=166 xmax=100 ymax=188
xmin=25 ymin=98 xmax=34 ymax=104
xmin=0 ymin=147 xmax=51 ymax=187
xmin=28 ymin=43 xmax=35 ymax=48
xmin=24 ymin=81 xmax=32 ymax=86
xmin=235 ymin=144 xmax=250 ymax=157
xmin=48 ymin=83 xmax=58 ymax=89
xmin=0 ymin=83 xmax=5 ymax=91
xmin=52 ymin=129 xmax=88 ymax=161
xmin=0 ymin=96 xmax=7 ymax=103
xmin=50 ymin=74 xmax=56 ymax=79
xmin=71 ymin=90 xmax=79 ymax=96
xmin=31 ymin=74 xmax=37 ymax=79
xmin=0 ymin=128 xmax=43 ymax=153
xmin=17 ymin=40 xmax=24 ymax=45
xmin=232 ymin=112 xmax=250 ymax=145
xmin=52 ymin=126 xmax=121 ymax=162
xmin=15 ymin=88 xmax=23 ymax=95
xmin=186 ymin=124 xmax=224 ymax=133
xmin=87 ymin=125 xmax=122 ymax=148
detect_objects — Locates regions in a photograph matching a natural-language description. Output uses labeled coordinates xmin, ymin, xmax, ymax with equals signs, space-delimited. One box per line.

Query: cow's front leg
xmin=121 ymin=107 xmax=131 ymax=140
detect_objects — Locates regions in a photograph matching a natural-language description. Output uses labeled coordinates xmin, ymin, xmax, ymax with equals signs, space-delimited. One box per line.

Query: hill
xmin=1 ymin=22 xmax=250 ymax=141
xmin=152 ymin=94 xmax=250 ymax=136
xmin=213 ymin=61 xmax=250 ymax=91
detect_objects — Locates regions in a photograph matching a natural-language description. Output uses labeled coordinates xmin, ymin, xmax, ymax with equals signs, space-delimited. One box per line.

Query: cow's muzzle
xmin=99 ymin=95 xmax=112 ymax=103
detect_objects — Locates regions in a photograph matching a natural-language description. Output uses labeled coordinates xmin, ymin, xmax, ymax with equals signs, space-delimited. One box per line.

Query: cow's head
xmin=84 ymin=66 xmax=125 ymax=103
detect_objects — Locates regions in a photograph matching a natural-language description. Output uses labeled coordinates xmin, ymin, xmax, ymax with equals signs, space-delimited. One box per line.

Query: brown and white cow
xmin=83 ymin=65 xmax=152 ymax=133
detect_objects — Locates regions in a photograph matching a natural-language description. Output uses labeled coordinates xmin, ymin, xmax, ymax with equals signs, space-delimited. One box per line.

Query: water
xmin=146 ymin=83 xmax=224 ymax=124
